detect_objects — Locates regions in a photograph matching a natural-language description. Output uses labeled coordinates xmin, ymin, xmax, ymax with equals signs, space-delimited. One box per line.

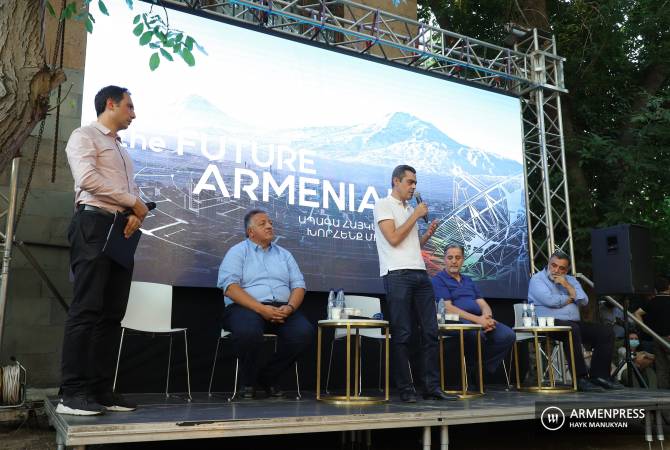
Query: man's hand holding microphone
xmin=414 ymin=191 xmax=439 ymax=242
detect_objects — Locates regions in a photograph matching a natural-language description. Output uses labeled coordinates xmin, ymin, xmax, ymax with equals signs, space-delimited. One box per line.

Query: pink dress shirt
xmin=65 ymin=121 xmax=139 ymax=214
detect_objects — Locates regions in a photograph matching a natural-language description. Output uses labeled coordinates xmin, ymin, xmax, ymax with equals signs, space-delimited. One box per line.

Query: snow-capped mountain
xmin=281 ymin=112 xmax=521 ymax=176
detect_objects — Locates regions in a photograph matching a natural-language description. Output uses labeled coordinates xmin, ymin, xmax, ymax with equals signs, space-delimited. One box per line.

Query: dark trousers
xmin=554 ymin=319 xmax=615 ymax=379
xmin=222 ymin=303 xmax=314 ymax=387
xmin=383 ymin=269 xmax=440 ymax=393
xmin=61 ymin=210 xmax=132 ymax=397
xmin=459 ymin=322 xmax=516 ymax=374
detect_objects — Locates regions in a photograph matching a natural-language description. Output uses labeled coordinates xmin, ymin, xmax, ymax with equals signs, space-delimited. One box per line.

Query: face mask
xmin=630 ymin=339 xmax=640 ymax=349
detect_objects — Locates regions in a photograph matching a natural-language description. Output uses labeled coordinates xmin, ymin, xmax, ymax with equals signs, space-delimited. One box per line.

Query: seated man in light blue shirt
xmin=528 ymin=250 xmax=623 ymax=392
xmin=217 ymin=209 xmax=314 ymax=399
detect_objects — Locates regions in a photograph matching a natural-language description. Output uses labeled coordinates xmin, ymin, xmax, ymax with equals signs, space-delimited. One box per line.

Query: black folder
xmin=101 ymin=212 xmax=142 ymax=269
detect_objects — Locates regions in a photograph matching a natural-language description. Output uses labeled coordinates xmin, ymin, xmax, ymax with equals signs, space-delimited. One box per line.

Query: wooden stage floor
xmin=45 ymin=388 xmax=670 ymax=449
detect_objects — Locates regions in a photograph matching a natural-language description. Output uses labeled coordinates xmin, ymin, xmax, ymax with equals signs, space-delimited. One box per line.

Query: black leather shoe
xmin=577 ymin=377 xmax=605 ymax=393
xmin=422 ymin=390 xmax=459 ymax=401
xmin=241 ymin=386 xmax=255 ymax=399
xmin=591 ymin=377 xmax=625 ymax=390
xmin=399 ymin=390 xmax=417 ymax=403
xmin=263 ymin=385 xmax=287 ymax=398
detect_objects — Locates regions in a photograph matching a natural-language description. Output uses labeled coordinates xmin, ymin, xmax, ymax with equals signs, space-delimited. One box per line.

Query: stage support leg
xmin=422 ymin=426 xmax=431 ymax=450
xmin=365 ymin=429 xmax=372 ymax=449
xmin=645 ymin=409 xmax=653 ymax=450
xmin=440 ymin=424 xmax=449 ymax=450
xmin=656 ymin=410 xmax=665 ymax=450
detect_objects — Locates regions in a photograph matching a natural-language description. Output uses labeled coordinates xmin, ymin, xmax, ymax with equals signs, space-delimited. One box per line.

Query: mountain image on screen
xmin=125 ymin=95 xmax=528 ymax=298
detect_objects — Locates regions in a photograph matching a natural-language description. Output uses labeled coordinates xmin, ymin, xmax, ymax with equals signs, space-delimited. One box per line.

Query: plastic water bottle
xmin=529 ymin=303 xmax=537 ymax=327
xmin=522 ymin=303 xmax=532 ymax=327
xmin=327 ymin=289 xmax=336 ymax=319
xmin=437 ymin=298 xmax=446 ymax=324
xmin=336 ymin=289 xmax=346 ymax=318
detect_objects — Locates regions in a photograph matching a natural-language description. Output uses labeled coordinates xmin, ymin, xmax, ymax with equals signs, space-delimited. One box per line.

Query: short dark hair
xmin=94 ymin=85 xmax=130 ymax=117
xmin=391 ymin=164 xmax=416 ymax=188
xmin=550 ymin=249 xmax=571 ymax=265
xmin=444 ymin=243 xmax=465 ymax=256
xmin=655 ymin=276 xmax=670 ymax=293
xmin=243 ymin=209 xmax=267 ymax=237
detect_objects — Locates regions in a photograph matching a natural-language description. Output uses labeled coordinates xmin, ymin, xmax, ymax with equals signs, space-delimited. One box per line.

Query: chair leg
xmin=295 ymin=361 xmax=302 ymax=400
xmin=378 ymin=340 xmax=383 ymax=392
xmin=208 ymin=337 xmax=222 ymax=397
xmin=166 ymin=335 xmax=173 ymax=398
xmin=183 ymin=330 xmax=192 ymax=401
xmin=359 ymin=347 xmax=363 ymax=396
xmin=502 ymin=359 xmax=511 ymax=390
xmin=325 ymin=339 xmax=336 ymax=394
xmin=228 ymin=358 xmax=239 ymax=402
xmin=112 ymin=328 xmax=126 ymax=393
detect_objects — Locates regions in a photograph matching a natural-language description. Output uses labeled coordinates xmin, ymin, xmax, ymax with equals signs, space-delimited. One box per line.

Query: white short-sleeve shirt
xmin=373 ymin=195 xmax=426 ymax=276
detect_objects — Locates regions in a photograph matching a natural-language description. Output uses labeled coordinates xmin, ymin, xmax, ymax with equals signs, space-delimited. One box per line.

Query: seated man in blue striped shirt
xmin=528 ymin=250 xmax=623 ymax=392
xmin=217 ymin=209 xmax=314 ymax=399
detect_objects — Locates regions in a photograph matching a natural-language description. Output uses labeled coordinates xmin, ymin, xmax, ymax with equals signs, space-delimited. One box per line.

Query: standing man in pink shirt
xmin=57 ymin=86 xmax=148 ymax=416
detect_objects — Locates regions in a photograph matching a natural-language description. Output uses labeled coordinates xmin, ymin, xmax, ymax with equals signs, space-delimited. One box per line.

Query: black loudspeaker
xmin=591 ymin=224 xmax=654 ymax=295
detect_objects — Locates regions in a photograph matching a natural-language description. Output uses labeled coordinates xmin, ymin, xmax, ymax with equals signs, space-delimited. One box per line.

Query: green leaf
xmin=85 ymin=18 xmax=93 ymax=33
xmin=139 ymin=31 xmax=154 ymax=46
xmin=61 ymin=2 xmax=77 ymax=20
xmin=132 ymin=23 xmax=144 ymax=36
xmin=180 ymin=47 xmax=195 ymax=66
xmin=160 ymin=48 xmax=174 ymax=61
xmin=98 ymin=0 xmax=109 ymax=16
xmin=185 ymin=36 xmax=194 ymax=51
xmin=46 ymin=1 xmax=56 ymax=17
xmin=149 ymin=52 xmax=160 ymax=71
xmin=149 ymin=42 xmax=160 ymax=49
xmin=173 ymin=43 xmax=182 ymax=53
xmin=126 ymin=0 xmax=134 ymax=9
xmin=133 ymin=14 xmax=141 ymax=24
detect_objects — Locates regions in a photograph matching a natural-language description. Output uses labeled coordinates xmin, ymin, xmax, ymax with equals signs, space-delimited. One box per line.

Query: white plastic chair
xmin=325 ymin=296 xmax=387 ymax=394
xmin=208 ymin=330 xmax=301 ymax=400
xmin=112 ymin=281 xmax=191 ymax=400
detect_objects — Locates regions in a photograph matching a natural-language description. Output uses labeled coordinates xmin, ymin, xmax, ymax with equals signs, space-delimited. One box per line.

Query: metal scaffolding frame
xmin=164 ymin=0 xmax=573 ymax=272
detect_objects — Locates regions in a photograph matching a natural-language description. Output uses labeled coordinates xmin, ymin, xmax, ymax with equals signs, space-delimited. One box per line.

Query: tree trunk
xmin=0 ymin=0 xmax=65 ymax=174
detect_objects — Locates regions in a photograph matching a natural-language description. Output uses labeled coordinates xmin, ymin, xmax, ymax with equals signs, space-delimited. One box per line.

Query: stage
xmin=45 ymin=388 xmax=670 ymax=449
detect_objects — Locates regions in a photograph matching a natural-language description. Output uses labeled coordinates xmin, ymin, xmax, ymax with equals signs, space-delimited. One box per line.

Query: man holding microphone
xmin=373 ymin=164 xmax=453 ymax=402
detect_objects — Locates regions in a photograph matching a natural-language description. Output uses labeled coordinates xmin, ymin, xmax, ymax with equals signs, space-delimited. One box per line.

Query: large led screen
xmin=81 ymin=2 xmax=530 ymax=297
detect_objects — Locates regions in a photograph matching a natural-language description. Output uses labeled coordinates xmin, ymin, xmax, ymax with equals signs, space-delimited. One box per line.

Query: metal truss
xmin=166 ymin=0 xmax=573 ymax=273
xmin=514 ymin=30 xmax=574 ymax=272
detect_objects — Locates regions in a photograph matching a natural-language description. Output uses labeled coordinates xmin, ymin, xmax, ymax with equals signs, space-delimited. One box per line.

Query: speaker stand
xmin=613 ymin=296 xmax=648 ymax=388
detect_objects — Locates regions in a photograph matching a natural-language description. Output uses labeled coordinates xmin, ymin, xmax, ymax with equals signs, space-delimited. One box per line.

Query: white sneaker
xmin=55 ymin=394 xmax=105 ymax=416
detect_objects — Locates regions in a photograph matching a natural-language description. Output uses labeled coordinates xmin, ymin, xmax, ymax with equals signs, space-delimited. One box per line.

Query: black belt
xmin=262 ymin=301 xmax=288 ymax=307
xmin=387 ymin=269 xmax=427 ymax=274
xmin=78 ymin=204 xmax=115 ymax=218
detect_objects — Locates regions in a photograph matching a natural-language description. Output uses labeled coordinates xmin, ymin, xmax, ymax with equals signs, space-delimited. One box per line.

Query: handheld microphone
xmin=414 ymin=192 xmax=428 ymax=223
